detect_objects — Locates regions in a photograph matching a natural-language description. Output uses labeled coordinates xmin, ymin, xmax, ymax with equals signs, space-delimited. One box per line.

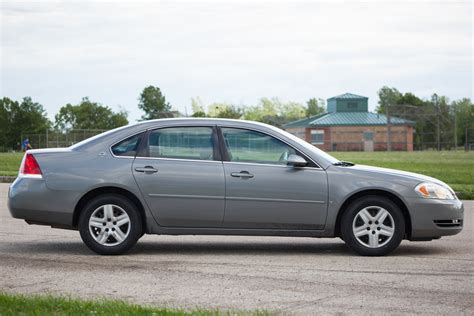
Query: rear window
xmin=111 ymin=133 xmax=143 ymax=157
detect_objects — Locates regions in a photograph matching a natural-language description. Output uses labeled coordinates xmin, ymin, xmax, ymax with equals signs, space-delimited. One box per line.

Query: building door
xmin=363 ymin=131 xmax=374 ymax=151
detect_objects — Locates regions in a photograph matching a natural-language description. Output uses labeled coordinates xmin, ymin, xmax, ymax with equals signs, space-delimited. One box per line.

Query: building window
xmin=363 ymin=131 xmax=374 ymax=141
xmin=311 ymin=130 xmax=324 ymax=144
xmin=292 ymin=131 xmax=305 ymax=139
xmin=347 ymin=102 xmax=358 ymax=109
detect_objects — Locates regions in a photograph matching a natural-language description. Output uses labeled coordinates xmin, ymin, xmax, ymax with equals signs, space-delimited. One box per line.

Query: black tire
xmin=79 ymin=194 xmax=143 ymax=255
xmin=341 ymin=195 xmax=405 ymax=256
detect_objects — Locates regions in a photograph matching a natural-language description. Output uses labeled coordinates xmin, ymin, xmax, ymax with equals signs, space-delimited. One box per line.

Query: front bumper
xmin=406 ymin=197 xmax=464 ymax=239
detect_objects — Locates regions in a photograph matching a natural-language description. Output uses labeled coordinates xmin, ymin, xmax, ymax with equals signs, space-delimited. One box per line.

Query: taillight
xmin=20 ymin=153 xmax=42 ymax=178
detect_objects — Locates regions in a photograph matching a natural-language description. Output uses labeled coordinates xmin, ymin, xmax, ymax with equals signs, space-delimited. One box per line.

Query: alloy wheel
xmin=88 ymin=204 xmax=131 ymax=247
xmin=352 ymin=206 xmax=395 ymax=248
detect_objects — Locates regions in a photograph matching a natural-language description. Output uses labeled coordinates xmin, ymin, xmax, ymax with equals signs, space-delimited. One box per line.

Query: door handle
xmin=231 ymin=171 xmax=254 ymax=178
xmin=134 ymin=166 xmax=158 ymax=173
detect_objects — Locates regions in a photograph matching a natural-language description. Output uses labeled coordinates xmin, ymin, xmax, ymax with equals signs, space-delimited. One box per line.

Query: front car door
xmin=132 ymin=126 xmax=225 ymax=228
xmin=220 ymin=127 xmax=328 ymax=230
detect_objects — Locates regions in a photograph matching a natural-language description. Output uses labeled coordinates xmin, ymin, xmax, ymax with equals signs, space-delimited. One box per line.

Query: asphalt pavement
xmin=0 ymin=183 xmax=472 ymax=315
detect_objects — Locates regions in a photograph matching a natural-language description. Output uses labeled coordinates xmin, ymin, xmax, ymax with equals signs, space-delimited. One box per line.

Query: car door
xmin=132 ymin=126 xmax=225 ymax=228
xmin=220 ymin=127 xmax=328 ymax=230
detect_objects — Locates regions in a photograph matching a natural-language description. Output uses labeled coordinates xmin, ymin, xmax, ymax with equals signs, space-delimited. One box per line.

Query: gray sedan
xmin=8 ymin=118 xmax=463 ymax=256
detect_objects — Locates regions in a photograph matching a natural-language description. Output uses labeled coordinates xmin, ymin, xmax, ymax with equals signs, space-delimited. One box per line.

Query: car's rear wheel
xmin=79 ymin=194 xmax=143 ymax=255
xmin=341 ymin=195 xmax=405 ymax=256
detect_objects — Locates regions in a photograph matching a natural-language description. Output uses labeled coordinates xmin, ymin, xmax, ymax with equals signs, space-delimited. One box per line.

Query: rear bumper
xmin=8 ymin=177 xmax=75 ymax=228
xmin=406 ymin=197 xmax=464 ymax=239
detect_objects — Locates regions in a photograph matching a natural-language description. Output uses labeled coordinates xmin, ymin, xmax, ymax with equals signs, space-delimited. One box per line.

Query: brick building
xmin=284 ymin=93 xmax=414 ymax=151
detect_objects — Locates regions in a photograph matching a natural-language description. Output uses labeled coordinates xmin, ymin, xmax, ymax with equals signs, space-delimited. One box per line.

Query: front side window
xmin=147 ymin=127 xmax=214 ymax=160
xmin=111 ymin=133 xmax=143 ymax=157
xmin=221 ymin=128 xmax=296 ymax=165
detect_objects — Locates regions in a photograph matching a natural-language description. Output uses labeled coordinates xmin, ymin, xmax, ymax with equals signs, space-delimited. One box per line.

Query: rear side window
xmin=111 ymin=133 xmax=143 ymax=157
xmin=147 ymin=127 xmax=214 ymax=160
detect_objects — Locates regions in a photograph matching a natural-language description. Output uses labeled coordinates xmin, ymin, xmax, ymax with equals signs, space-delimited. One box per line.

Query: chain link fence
xmin=15 ymin=129 xmax=107 ymax=151
xmin=389 ymin=104 xmax=450 ymax=151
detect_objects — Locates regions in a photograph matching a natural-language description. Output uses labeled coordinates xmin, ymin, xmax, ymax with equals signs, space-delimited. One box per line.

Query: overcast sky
xmin=1 ymin=0 xmax=472 ymax=122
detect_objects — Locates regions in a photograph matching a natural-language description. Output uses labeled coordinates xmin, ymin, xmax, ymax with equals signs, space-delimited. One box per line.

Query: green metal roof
xmin=283 ymin=114 xmax=327 ymax=128
xmin=327 ymin=93 xmax=368 ymax=101
xmin=284 ymin=112 xmax=414 ymax=128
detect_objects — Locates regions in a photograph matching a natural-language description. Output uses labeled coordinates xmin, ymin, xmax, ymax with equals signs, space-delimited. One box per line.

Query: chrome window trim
xmin=137 ymin=125 xmax=219 ymax=162
xmin=134 ymin=156 xmax=222 ymax=164
xmin=218 ymin=125 xmax=322 ymax=169
xmin=223 ymin=161 xmax=323 ymax=170
xmin=109 ymin=123 xmax=322 ymax=169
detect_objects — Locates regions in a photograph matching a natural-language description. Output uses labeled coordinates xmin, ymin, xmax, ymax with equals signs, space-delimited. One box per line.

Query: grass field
xmin=1 ymin=151 xmax=473 ymax=199
xmin=0 ymin=292 xmax=270 ymax=316
xmin=0 ymin=153 xmax=23 ymax=177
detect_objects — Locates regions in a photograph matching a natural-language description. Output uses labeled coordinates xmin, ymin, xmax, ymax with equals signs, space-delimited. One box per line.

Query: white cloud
xmin=1 ymin=0 xmax=472 ymax=121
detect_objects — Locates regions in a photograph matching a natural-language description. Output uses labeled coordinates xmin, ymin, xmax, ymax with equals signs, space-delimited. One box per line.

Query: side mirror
xmin=287 ymin=154 xmax=308 ymax=167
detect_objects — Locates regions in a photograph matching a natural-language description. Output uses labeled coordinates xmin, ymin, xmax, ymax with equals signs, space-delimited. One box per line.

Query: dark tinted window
xmin=147 ymin=127 xmax=214 ymax=160
xmin=111 ymin=133 xmax=143 ymax=157
xmin=221 ymin=128 xmax=296 ymax=165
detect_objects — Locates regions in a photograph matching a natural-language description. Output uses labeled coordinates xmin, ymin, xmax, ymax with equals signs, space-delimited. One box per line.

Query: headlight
xmin=415 ymin=182 xmax=455 ymax=200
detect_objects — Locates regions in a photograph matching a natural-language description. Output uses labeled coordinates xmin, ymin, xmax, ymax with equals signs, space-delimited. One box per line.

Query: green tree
xmin=376 ymin=86 xmax=402 ymax=114
xmin=281 ymin=101 xmax=306 ymax=121
xmin=243 ymin=97 xmax=280 ymax=124
xmin=207 ymin=103 xmax=242 ymax=119
xmin=306 ymin=98 xmax=325 ymax=117
xmin=0 ymin=100 xmax=8 ymax=149
xmin=0 ymin=97 xmax=51 ymax=150
xmin=191 ymin=97 xmax=206 ymax=117
xmin=244 ymin=97 xmax=307 ymax=126
xmin=452 ymin=98 xmax=474 ymax=147
xmin=54 ymin=97 xmax=128 ymax=131
xmin=138 ymin=86 xmax=172 ymax=120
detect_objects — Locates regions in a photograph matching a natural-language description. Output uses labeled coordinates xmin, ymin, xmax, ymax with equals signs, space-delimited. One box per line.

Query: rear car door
xmin=220 ymin=127 xmax=328 ymax=230
xmin=132 ymin=126 xmax=225 ymax=228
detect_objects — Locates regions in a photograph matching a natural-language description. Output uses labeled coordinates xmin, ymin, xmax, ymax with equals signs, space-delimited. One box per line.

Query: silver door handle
xmin=231 ymin=171 xmax=254 ymax=178
xmin=134 ymin=166 xmax=158 ymax=173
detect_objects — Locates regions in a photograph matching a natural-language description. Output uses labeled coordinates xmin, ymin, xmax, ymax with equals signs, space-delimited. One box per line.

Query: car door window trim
xmin=135 ymin=125 xmax=221 ymax=162
xmin=109 ymin=131 xmax=147 ymax=159
xmin=217 ymin=126 xmax=321 ymax=169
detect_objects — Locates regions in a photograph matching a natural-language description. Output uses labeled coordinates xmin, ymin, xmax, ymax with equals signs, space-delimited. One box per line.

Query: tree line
xmin=1 ymin=85 xmax=472 ymax=150
xmin=376 ymin=86 xmax=473 ymax=149
xmin=0 ymin=85 xmax=325 ymax=150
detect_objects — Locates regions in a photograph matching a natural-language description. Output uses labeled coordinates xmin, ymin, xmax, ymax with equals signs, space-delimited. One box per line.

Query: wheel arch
xmin=334 ymin=189 xmax=412 ymax=239
xmin=72 ymin=186 xmax=147 ymax=231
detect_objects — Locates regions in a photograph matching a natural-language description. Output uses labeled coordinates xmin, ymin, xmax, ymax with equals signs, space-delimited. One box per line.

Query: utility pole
xmin=453 ymin=111 xmax=457 ymax=151
xmin=386 ymin=102 xmax=392 ymax=151
xmin=434 ymin=96 xmax=441 ymax=151
xmin=466 ymin=128 xmax=469 ymax=151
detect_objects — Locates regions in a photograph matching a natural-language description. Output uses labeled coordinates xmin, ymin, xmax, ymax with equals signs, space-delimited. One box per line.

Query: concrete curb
xmin=0 ymin=176 xmax=16 ymax=183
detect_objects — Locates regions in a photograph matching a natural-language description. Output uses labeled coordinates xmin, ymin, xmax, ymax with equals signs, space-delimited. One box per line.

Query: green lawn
xmin=0 ymin=151 xmax=473 ymax=199
xmin=0 ymin=152 xmax=23 ymax=177
xmin=0 ymin=293 xmax=271 ymax=316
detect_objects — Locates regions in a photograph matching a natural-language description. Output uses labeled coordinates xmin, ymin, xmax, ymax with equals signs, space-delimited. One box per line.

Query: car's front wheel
xmin=341 ymin=195 xmax=405 ymax=256
xmin=79 ymin=194 xmax=143 ymax=255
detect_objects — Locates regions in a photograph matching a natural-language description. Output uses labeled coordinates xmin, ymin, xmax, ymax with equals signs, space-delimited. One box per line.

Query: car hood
xmin=346 ymin=164 xmax=449 ymax=188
